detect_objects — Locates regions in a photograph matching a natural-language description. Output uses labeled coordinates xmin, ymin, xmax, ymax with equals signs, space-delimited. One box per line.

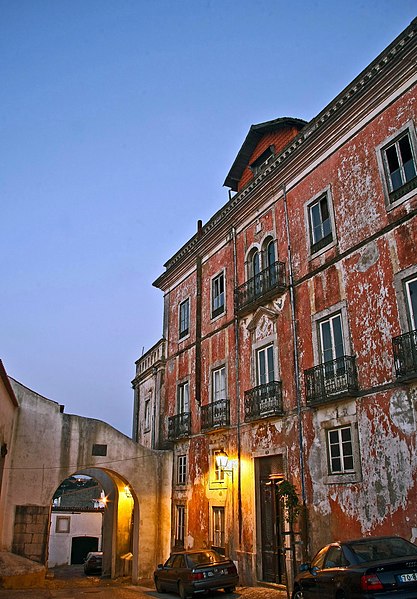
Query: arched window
xmin=266 ymin=240 xmax=276 ymax=267
xmin=252 ymin=251 xmax=261 ymax=277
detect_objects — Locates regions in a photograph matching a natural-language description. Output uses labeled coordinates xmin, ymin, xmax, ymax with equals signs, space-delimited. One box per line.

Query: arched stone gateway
xmin=2 ymin=379 xmax=172 ymax=583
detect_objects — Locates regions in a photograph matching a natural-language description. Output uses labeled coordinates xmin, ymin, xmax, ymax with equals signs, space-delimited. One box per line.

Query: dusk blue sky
xmin=1 ymin=2 xmax=416 ymax=436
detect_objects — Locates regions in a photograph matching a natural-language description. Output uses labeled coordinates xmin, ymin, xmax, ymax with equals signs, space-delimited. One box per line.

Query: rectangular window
xmin=56 ymin=516 xmax=70 ymax=533
xmin=175 ymin=505 xmax=186 ymax=546
xmin=212 ymin=506 xmax=225 ymax=550
xmin=179 ymin=298 xmax=190 ymax=339
xmin=212 ymin=272 xmax=225 ymax=318
xmin=383 ymin=130 xmax=417 ymax=195
xmin=144 ymin=398 xmax=151 ymax=430
xmin=177 ymin=382 xmax=190 ymax=414
xmin=405 ymin=277 xmax=417 ymax=331
xmin=214 ymin=451 xmax=225 ymax=482
xmin=309 ymin=193 xmax=333 ymax=253
xmin=257 ymin=345 xmax=275 ymax=385
xmin=327 ymin=426 xmax=354 ymax=474
xmin=212 ymin=367 xmax=226 ymax=403
xmin=177 ymin=455 xmax=187 ymax=485
xmin=319 ymin=313 xmax=344 ymax=363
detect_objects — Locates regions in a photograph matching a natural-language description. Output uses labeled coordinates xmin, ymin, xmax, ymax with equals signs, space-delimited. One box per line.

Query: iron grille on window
xmin=244 ymin=381 xmax=283 ymax=422
xmin=305 ymin=356 xmax=358 ymax=405
xmin=392 ymin=330 xmax=417 ymax=380
xmin=201 ymin=399 xmax=230 ymax=431
xmin=168 ymin=412 xmax=191 ymax=440
xmin=235 ymin=260 xmax=286 ymax=314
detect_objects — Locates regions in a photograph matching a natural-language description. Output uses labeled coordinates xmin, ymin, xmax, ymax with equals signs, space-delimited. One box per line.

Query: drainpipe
xmin=282 ymin=184 xmax=306 ymax=504
xmin=232 ymin=227 xmax=243 ymax=547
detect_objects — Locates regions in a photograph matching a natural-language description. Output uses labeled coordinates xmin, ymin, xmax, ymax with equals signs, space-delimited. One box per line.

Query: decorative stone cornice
xmin=153 ymin=18 xmax=417 ymax=291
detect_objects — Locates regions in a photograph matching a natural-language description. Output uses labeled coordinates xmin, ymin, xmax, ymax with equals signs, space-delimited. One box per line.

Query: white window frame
xmin=211 ymin=271 xmax=225 ymax=319
xmin=327 ymin=426 xmax=355 ymax=474
xmin=56 ymin=516 xmax=71 ymax=533
xmin=256 ymin=344 xmax=276 ymax=386
xmin=177 ymin=454 xmax=187 ymax=485
xmin=212 ymin=366 xmax=226 ymax=403
xmin=319 ymin=417 xmax=362 ymax=484
xmin=212 ymin=506 xmax=225 ymax=550
xmin=178 ymin=298 xmax=190 ymax=340
xmin=405 ymin=276 xmax=417 ymax=331
xmin=175 ymin=505 xmax=186 ymax=546
xmin=311 ymin=302 xmax=351 ymax=366
xmin=394 ymin=265 xmax=417 ymax=334
xmin=177 ymin=381 xmax=190 ymax=414
xmin=304 ymin=186 xmax=337 ymax=258
xmin=376 ymin=120 xmax=417 ymax=210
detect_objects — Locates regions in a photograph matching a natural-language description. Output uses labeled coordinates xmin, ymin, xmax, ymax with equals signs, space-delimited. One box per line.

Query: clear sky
xmin=1 ymin=1 xmax=416 ymax=437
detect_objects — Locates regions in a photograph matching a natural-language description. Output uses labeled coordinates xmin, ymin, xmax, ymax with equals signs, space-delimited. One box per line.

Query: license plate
xmin=398 ymin=573 xmax=417 ymax=583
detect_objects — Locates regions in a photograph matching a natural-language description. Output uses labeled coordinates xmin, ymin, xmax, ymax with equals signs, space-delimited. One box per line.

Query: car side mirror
xmin=299 ymin=563 xmax=310 ymax=572
xmin=311 ymin=566 xmax=319 ymax=576
xmin=157 ymin=564 xmax=164 ymax=569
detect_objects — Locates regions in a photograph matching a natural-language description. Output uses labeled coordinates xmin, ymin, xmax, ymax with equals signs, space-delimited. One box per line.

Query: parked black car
xmin=154 ymin=549 xmax=239 ymax=599
xmin=292 ymin=536 xmax=417 ymax=598
xmin=84 ymin=551 xmax=103 ymax=574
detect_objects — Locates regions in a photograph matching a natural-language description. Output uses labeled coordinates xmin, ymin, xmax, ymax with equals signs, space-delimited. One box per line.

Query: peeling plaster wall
xmin=155 ymin=33 xmax=417 ymax=585
xmin=3 ymin=380 xmax=172 ymax=579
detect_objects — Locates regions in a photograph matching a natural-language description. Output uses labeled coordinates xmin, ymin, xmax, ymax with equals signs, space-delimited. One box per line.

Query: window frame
xmin=144 ymin=397 xmax=151 ymax=431
xmin=211 ymin=366 xmax=226 ymax=403
xmin=394 ymin=265 xmax=417 ymax=334
xmin=311 ymin=303 xmax=351 ymax=367
xmin=177 ymin=381 xmax=190 ymax=414
xmin=211 ymin=271 xmax=225 ymax=319
xmin=178 ymin=298 xmax=190 ymax=340
xmin=304 ymin=186 xmax=337 ymax=258
xmin=56 ymin=516 xmax=71 ymax=533
xmin=327 ymin=425 xmax=355 ymax=474
xmin=319 ymin=418 xmax=361 ymax=485
xmin=376 ymin=121 xmax=417 ymax=209
xmin=256 ymin=344 xmax=276 ymax=386
xmin=211 ymin=506 xmax=226 ymax=552
xmin=175 ymin=504 xmax=186 ymax=547
xmin=177 ymin=454 xmax=187 ymax=486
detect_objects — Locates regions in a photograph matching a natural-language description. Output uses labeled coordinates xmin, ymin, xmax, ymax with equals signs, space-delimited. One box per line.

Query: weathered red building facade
xmin=133 ymin=19 xmax=417 ymax=587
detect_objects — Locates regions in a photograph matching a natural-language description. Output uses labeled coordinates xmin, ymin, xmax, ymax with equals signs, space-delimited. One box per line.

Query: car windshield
xmin=187 ymin=551 xmax=223 ymax=567
xmin=348 ymin=537 xmax=417 ymax=563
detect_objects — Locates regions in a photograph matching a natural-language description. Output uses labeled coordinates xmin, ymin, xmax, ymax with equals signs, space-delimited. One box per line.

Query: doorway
xmin=71 ymin=536 xmax=99 ymax=564
xmin=258 ymin=455 xmax=286 ymax=584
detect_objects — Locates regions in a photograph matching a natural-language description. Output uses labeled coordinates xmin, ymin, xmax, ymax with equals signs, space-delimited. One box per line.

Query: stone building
xmin=134 ymin=18 xmax=417 ymax=587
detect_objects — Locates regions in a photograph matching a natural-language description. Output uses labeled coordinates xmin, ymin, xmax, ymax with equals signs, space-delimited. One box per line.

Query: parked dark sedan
xmin=84 ymin=551 xmax=103 ymax=574
xmin=154 ymin=549 xmax=239 ymax=599
xmin=292 ymin=536 xmax=417 ymax=598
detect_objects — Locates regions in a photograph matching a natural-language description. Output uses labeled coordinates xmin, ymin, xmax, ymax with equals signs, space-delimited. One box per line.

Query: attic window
xmin=249 ymin=145 xmax=275 ymax=174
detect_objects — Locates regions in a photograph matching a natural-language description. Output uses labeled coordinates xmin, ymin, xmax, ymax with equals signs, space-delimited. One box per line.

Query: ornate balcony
xmin=304 ymin=356 xmax=358 ymax=406
xmin=244 ymin=381 xmax=283 ymax=422
xmin=201 ymin=399 xmax=230 ymax=432
xmin=393 ymin=330 xmax=417 ymax=380
xmin=235 ymin=261 xmax=286 ymax=315
xmin=168 ymin=412 xmax=191 ymax=440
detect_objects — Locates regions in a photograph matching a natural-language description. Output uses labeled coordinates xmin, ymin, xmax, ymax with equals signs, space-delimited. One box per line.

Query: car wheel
xmin=178 ymin=582 xmax=189 ymax=599
xmin=154 ymin=577 xmax=165 ymax=593
xmin=292 ymin=588 xmax=304 ymax=599
xmin=224 ymin=586 xmax=236 ymax=594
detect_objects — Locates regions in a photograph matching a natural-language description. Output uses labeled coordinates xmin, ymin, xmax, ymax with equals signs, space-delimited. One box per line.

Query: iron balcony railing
xmin=235 ymin=261 xmax=286 ymax=314
xmin=244 ymin=381 xmax=283 ymax=422
xmin=168 ymin=412 xmax=191 ymax=440
xmin=392 ymin=330 xmax=417 ymax=380
xmin=201 ymin=399 xmax=230 ymax=432
xmin=305 ymin=356 xmax=358 ymax=406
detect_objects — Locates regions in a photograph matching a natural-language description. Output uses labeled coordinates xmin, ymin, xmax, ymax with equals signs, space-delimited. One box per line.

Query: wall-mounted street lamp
xmin=215 ymin=450 xmax=234 ymax=480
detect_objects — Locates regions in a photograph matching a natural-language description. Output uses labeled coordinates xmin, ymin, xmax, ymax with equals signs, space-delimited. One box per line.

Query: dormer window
xmin=249 ymin=146 xmax=275 ymax=175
